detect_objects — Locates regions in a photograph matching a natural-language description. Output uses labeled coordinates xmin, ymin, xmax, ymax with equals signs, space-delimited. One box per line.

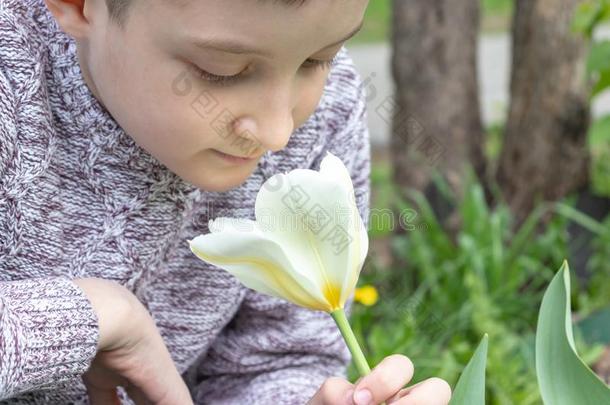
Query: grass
xmin=348 ymin=0 xmax=513 ymax=45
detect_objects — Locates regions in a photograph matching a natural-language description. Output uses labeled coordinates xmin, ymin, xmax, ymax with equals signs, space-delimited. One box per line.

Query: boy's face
xmin=52 ymin=0 xmax=369 ymax=192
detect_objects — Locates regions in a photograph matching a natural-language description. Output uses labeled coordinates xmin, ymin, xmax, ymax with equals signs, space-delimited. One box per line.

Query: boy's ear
xmin=44 ymin=0 xmax=91 ymax=38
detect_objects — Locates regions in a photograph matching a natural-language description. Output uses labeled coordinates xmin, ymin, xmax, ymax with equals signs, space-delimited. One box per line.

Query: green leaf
xmin=535 ymin=261 xmax=610 ymax=405
xmin=572 ymin=0 xmax=610 ymax=37
xmin=589 ymin=116 xmax=610 ymax=146
xmin=592 ymin=69 xmax=610 ymax=97
xmin=449 ymin=334 xmax=488 ymax=405
xmin=555 ymin=203 xmax=607 ymax=235
xmin=587 ymin=41 xmax=610 ymax=73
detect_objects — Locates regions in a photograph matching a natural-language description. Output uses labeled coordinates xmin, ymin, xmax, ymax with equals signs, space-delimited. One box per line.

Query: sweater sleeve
xmin=192 ymin=62 xmax=371 ymax=404
xmin=0 ymin=44 xmax=101 ymax=400
xmin=0 ymin=277 xmax=100 ymax=400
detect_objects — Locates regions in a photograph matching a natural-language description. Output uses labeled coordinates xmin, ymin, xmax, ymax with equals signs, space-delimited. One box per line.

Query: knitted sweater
xmin=0 ymin=1 xmax=371 ymax=404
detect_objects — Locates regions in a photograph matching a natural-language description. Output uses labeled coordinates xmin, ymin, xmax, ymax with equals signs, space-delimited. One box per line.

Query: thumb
xmin=307 ymin=376 xmax=355 ymax=405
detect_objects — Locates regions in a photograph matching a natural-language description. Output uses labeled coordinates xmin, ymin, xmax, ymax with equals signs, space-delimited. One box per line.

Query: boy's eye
xmin=191 ymin=55 xmax=339 ymax=87
xmin=301 ymin=55 xmax=340 ymax=70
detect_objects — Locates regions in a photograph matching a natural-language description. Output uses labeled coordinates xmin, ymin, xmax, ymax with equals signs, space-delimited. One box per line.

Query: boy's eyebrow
xmin=190 ymin=19 xmax=365 ymax=57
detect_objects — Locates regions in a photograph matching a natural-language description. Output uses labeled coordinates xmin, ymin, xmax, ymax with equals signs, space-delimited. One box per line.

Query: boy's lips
xmin=211 ymin=149 xmax=261 ymax=164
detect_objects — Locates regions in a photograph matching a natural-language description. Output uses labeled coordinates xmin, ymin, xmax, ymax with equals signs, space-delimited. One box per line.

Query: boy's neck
xmin=75 ymin=41 xmax=106 ymax=111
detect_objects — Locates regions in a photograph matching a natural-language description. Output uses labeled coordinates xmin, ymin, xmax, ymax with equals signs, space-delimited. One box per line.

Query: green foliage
xmin=587 ymin=214 xmax=610 ymax=309
xmin=572 ymin=0 xmax=610 ymax=38
xmin=573 ymin=0 xmax=610 ymax=197
xmin=484 ymin=122 xmax=504 ymax=162
xmin=368 ymin=162 xmax=395 ymax=237
xmin=443 ymin=264 xmax=610 ymax=405
xmin=557 ymin=204 xmax=610 ymax=314
xmin=449 ymin=335 xmax=488 ymax=405
xmin=536 ymin=262 xmax=610 ymax=405
xmin=588 ymin=117 xmax=610 ymax=196
xmin=481 ymin=0 xmax=512 ymax=15
xmin=587 ymin=40 xmax=610 ymax=98
xmin=349 ymin=171 xmax=610 ymax=404
xmin=349 ymin=0 xmax=391 ymax=44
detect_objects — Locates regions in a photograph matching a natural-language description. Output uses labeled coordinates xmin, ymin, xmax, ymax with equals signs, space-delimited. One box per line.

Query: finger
xmin=394 ymin=377 xmax=452 ymax=405
xmin=352 ymin=354 xmax=414 ymax=405
xmin=307 ymin=376 xmax=354 ymax=405
xmin=125 ymin=360 xmax=192 ymax=405
xmin=122 ymin=332 xmax=193 ymax=405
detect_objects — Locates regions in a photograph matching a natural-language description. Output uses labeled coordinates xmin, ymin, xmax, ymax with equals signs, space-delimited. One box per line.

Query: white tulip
xmin=188 ymin=151 xmax=373 ymax=377
xmin=188 ymin=151 xmax=369 ymax=313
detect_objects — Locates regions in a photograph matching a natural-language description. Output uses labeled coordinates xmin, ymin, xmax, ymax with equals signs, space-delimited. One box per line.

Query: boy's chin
xmin=180 ymin=167 xmax=255 ymax=192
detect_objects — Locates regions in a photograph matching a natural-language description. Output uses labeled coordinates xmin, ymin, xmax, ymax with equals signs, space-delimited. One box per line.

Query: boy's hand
xmin=74 ymin=278 xmax=193 ymax=405
xmin=307 ymin=355 xmax=451 ymax=405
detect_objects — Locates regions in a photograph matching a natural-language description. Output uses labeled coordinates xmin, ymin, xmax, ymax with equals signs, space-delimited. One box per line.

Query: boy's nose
xmin=233 ymin=111 xmax=293 ymax=155
xmin=232 ymin=78 xmax=296 ymax=154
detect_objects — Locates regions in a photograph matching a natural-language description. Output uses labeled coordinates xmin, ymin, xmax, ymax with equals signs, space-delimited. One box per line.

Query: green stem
xmin=330 ymin=307 xmax=371 ymax=377
xmin=330 ymin=308 xmax=387 ymax=405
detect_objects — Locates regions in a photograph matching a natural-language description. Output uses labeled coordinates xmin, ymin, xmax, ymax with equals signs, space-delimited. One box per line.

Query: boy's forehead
xmin=155 ymin=0 xmax=365 ymax=22
xmin=147 ymin=0 xmax=367 ymax=55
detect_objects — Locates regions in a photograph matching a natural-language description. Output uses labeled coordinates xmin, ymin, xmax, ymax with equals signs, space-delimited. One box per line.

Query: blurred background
xmin=344 ymin=1 xmax=610 ymax=403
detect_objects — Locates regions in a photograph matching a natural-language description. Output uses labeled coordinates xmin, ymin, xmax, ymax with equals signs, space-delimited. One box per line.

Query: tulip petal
xmin=208 ymin=217 xmax=258 ymax=234
xmin=319 ymin=151 xmax=370 ymax=304
xmin=340 ymin=208 xmax=369 ymax=306
xmin=188 ymin=223 xmax=331 ymax=311
xmin=320 ymin=152 xmax=369 ymax=304
xmin=255 ymin=153 xmax=368 ymax=311
xmin=319 ymin=151 xmax=355 ymax=195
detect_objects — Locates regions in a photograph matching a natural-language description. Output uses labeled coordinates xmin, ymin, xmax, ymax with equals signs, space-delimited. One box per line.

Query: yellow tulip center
xmin=323 ymin=282 xmax=342 ymax=312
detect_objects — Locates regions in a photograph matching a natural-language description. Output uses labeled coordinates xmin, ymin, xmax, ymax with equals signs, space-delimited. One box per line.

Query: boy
xmin=0 ymin=0 xmax=451 ymax=403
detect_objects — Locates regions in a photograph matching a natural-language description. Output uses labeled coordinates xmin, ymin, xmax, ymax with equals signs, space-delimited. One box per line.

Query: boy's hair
xmin=105 ymin=0 xmax=130 ymax=25
xmin=105 ymin=0 xmax=308 ymax=27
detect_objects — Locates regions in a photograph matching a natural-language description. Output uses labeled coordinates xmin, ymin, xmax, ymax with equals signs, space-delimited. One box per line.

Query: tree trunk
xmin=389 ymin=0 xmax=486 ymax=218
xmin=496 ymin=0 xmax=590 ymax=222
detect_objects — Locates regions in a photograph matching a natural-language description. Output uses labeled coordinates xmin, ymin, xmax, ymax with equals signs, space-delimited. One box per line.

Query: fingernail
xmin=353 ymin=388 xmax=373 ymax=405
